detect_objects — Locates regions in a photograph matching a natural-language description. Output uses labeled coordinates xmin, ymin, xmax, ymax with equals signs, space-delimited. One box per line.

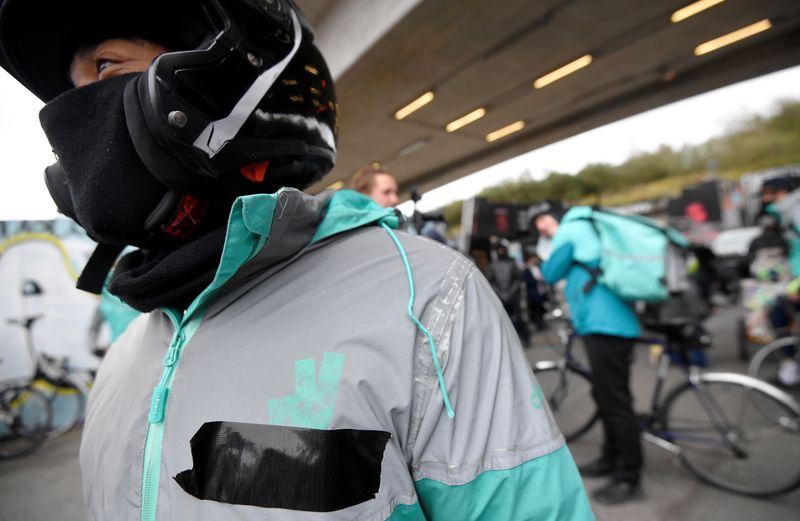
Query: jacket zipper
xmin=140 ymin=309 xmax=186 ymax=521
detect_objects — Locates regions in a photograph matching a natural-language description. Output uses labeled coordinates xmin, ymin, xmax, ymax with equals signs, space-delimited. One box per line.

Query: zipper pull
xmin=162 ymin=331 xmax=185 ymax=367
xmin=148 ymin=386 xmax=169 ymax=423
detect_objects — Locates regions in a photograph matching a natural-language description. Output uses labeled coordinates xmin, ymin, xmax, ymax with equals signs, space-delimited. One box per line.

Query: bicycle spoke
xmin=0 ymin=385 xmax=52 ymax=459
xmin=661 ymin=378 xmax=800 ymax=496
xmin=533 ymin=364 xmax=597 ymax=442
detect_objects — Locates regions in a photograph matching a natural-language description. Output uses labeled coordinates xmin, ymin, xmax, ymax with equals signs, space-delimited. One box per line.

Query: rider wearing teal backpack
xmin=535 ymin=203 xmax=642 ymax=338
xmin=533 ymin=201 xmax=643 ymax=506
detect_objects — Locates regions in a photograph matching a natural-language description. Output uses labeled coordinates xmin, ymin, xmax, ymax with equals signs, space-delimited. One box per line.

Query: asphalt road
xmin=1 ymin=305 xmax=798 ymax=521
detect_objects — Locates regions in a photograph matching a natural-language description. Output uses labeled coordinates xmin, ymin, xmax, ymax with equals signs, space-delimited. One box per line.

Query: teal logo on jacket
xmin=530 ymin=382 xmax=545 ymax=410
xmin=268 ymin=352 xmax=345 ymax=429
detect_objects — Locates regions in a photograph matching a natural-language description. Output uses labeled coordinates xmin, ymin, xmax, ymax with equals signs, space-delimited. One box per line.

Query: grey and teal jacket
xmin=80 ymin=189 xmax=594 ymax=520
xmin=541 ymin=207 xmax=640 ymax=338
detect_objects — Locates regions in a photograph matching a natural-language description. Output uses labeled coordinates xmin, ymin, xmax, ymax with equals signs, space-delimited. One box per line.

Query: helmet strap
xmin=76 ymin=243 xmax=126 ymax=294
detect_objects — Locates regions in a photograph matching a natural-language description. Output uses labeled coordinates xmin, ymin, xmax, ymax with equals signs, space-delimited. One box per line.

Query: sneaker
xmin=778 ymin=359 xmax=800 ymax=386
xmin=592 ymin=480 xmax=643 ymax=505
xmin=578 ymin=459 xmax=614 ymax=478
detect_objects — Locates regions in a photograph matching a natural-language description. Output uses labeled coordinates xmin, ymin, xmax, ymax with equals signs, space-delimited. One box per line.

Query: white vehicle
xmin=710 ymin=226 xmax=761 ymax=257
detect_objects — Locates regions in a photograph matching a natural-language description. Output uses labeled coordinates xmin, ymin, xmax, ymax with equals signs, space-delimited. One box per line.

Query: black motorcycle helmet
xmin=1 ymin=0 xmax=337 ymax=193
xmin=527 ymin=199 xmax=566 ymax=225
xmin=0 ymin=0 xmax=338 ymax=291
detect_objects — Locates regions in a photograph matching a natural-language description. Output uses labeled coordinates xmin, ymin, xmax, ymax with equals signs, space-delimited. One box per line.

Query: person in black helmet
xmin=0 ymin=1 xmax=593 ymax=519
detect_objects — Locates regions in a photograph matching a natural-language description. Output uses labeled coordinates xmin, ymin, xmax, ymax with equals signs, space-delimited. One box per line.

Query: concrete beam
xmin=313 ymin=0 xmax=423 ymax=79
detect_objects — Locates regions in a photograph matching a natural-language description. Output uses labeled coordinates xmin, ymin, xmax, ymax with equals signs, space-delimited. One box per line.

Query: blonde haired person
xmin=351 ymin=164 xmax=400 ymax=208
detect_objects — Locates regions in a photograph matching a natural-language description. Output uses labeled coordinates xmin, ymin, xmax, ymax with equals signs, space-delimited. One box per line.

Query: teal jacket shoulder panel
xmin=311 ymin=189 xmax=400 ymax=243
xmin=542 ymin=208 xmax=640 ymax=338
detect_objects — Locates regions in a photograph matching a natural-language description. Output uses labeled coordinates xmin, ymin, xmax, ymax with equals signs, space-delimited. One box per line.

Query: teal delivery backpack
xmin=569 ymin=207 xmax=691 ymax=302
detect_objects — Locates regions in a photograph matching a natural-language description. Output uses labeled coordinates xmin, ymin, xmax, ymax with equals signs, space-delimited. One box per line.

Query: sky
xmin=1 ymin=64 xmax=799 ymax=221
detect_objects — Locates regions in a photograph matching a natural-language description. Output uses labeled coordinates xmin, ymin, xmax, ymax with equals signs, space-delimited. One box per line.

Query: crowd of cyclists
xmin=478 ymin=175 xmax=800 ymax=504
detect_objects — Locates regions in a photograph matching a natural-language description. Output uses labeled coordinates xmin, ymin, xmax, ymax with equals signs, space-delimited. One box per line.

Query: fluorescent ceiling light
xmin=533 ymin=55 xmax=593 ymax=89
xmin=486 ymin=121 xmax=525 ymax=143
xmin=446 ymin=108 xmax=486 ymax=132
xmin=694 ymin=19 xmax=771 ymax=56
xmin=397 ymin=138 xmax=431 ymax=157
xmin=394 ymin=91 xmax=435 ymax=120
xmin=671 ymin=0 xmax=726 ymax=24
xmin=326 ymin=180 xmax=345 ymax=190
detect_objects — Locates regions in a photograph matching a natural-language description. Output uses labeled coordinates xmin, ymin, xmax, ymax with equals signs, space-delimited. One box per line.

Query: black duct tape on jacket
xmin=175 ymin=421 xmax=391 ymax=511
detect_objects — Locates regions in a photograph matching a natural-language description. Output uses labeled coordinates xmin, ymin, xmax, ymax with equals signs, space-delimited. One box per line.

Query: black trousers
xmin=583 ymin=334 xmax=643 ymax=484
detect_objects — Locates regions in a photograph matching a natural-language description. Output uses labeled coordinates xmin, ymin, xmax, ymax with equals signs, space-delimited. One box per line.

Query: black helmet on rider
xmin=527 ymin=199 xmax=566 ymax=225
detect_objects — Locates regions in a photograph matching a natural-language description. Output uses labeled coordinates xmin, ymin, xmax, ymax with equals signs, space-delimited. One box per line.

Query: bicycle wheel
xmin=33 ymin=378 xmax=87 ymax=439
xmin=749 ymin=337 xmax=800 ymax=405
xmin=659 ymin=373 xmax=800 ymax=496
xmin=0 ymin=385 xmax=53 ymax=459
xmin=533 ymin=362 xmax=598 ymax=442
xmin=530 ymin=316 xmax=571 ymax=356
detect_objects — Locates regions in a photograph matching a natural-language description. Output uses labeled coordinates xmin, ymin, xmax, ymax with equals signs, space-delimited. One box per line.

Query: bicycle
xmin=0 ymin=371 xmax=52 ymax=459
xmin=532 ymin=316 xmax=800 ymax=497
xmin=748 ymin=335 xmax=799 ymax=398
xmin=528 ymin=308 xmax=597 ymax=442
xmin=7 ymin=314 xmax=93 ymax=439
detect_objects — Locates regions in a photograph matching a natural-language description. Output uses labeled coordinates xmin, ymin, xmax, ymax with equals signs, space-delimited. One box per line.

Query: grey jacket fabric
xmin=80 ymin=190 xmax=587 ymax=520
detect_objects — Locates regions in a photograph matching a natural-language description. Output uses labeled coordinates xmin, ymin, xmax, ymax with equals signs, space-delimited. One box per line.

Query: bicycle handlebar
xmin=6 ymin=315 xmax=44 ymax=329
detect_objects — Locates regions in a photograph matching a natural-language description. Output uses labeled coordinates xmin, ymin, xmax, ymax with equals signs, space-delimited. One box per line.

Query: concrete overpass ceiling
xmin=294 ymin=0 xmax=336 ymax=27
xmin=304 ymin=0 xmax=800 ymax=199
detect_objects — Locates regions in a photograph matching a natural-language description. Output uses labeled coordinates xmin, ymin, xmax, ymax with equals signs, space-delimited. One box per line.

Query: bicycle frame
xmin=8 ymin=316 xmax=92 ymax=396
xmin=546 ymin=330 xmax=800 ymax=455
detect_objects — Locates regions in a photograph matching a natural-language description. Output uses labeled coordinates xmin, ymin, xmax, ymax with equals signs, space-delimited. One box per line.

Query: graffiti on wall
xmin=0 ymin=220 xmax=99 ymax=381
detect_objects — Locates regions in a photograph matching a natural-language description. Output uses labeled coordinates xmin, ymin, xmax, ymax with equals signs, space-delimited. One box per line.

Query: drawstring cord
xmin=380 ymin=222 xmax=455 ymax=419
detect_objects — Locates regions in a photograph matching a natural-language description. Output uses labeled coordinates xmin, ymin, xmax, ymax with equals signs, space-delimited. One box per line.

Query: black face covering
xmin=39 ymin=74 xmax=230 ymax=312
xmin=39 ymin=74 xmax=171 ymax=247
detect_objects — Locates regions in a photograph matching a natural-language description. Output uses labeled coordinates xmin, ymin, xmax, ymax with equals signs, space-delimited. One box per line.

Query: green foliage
xmin=443 ymin=200 xmax=464 ymax=225
xmin=442 ymin=99 xmax=800 ymax=226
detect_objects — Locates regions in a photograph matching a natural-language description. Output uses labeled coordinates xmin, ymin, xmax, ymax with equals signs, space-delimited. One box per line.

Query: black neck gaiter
xmin=109 ymin=226 xmax=227 ymax=312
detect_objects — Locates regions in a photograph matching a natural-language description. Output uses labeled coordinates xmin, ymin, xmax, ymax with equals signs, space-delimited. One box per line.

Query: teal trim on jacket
xmin=386 ymin=503 xmax=427 ymax=520
xmin=766 ymin=202 xmax=800 ymax=277
xmin=99 ymin=283 xmax=140 ymax=342
xmin=789 ymin=235 xmax=800 ymax=277
xmin=541 ymin=208 xmax=640 ymax=338
xmin=412 ymin=445 xmax=594 ymax=520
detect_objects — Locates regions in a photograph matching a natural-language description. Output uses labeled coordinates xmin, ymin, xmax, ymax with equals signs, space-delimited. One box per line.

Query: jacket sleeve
xmin=407 ymin=266 xmax=594 ymax=520
xmin=541 ymin=240 xmax=576 ymax=284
